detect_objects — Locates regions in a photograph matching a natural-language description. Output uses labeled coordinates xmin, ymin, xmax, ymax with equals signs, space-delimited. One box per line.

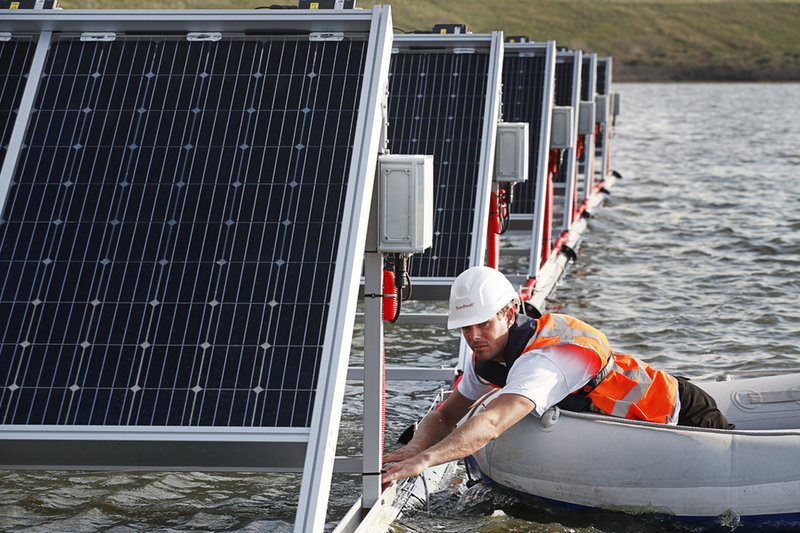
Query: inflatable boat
xmin=464 ymin=370 xmax=800 ymax=527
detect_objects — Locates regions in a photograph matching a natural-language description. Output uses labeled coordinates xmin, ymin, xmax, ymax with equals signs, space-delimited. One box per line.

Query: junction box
xmin=377 ymin=154 xmax=433 ymax=253
xmin=578 ymin=101 xmax=595 ymax=135
xmin=494 ymin=122 xmax=529 ymax=183
xmin=550 ymin=106 xmax=575 ymax=149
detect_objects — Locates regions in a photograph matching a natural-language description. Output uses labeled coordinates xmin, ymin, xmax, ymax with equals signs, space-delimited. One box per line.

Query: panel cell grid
xmin=0 ymin=35 xmax=367 ymax=428
xmin=596 ymin=61 xmax=608 ymax=152
xmin=0 ymin=36 xmax=36 ymax=170
xmin=596 ymin=61 xmax=607 ymax=95
xmin=551 ymin=60 xmax=574 ymax=232
xmin=580 ymin=57 xmax=592 ymax=101
xmin=387 ymin=51 xmax=488 ymax=278
xmin=501 ymin=54 xmax=548 ymax=217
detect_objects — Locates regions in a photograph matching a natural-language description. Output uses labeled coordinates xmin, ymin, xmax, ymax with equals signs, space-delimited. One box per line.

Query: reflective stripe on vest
xmin=523 ymin=313 xmax=678 ymax=424
xmin=522 ymin=313 xmax=612 ymax=367
xmin=589 ymin=353 xmax=678 ymax=423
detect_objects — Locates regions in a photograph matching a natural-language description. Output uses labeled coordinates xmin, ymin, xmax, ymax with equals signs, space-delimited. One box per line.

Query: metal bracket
xmin=309 ymin=31 xmax=344 ymax=41
xmin=80 ymin=32 xmax=116 ymax=41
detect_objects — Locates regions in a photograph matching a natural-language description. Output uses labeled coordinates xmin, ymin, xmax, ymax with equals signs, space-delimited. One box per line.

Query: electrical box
xmin=298 ymin=0 xmax=356 ymax=9
xmin=378 ymin=154 xmax=433 ymax=254
xmin=494 ymin=122 xmax=529 ymax=183
xmin=550 ymin=107 xmax=574 ymax=149
xmin=612 ymin=92 xmax=621 ymax=118
xmin=431 ymin=23 xmax=468 ymax=34
xmin=595 ymin=95 xmax=609 ymax=124
xmin=578 ymin=101 xmax=595 ymax=135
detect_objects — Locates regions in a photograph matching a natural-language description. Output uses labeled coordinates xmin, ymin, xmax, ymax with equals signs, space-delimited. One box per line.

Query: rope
xmin=691 ymin=368 xmax=800 ymax=381
xmin=556 ymin=408 xmax=800 ymax=437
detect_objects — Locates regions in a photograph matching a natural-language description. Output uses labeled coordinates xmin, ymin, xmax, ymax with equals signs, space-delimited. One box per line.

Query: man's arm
xmin=383 ymin=388 xmax=477 ymax=464
xmin=382 ymin=392 xmax=535 ymax=483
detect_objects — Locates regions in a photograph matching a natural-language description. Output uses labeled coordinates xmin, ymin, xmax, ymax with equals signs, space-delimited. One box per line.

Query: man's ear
xmin=505 ymin=306 xmax=515 ymax=326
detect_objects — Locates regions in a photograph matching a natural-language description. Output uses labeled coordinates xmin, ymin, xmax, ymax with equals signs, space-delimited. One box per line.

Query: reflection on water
xmin=2 ymin=83 xmax=799 ymax=532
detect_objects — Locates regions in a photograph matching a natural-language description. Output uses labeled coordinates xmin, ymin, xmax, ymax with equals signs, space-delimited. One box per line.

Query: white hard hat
xmin=447 ymin=266 xmax=518 ymax=329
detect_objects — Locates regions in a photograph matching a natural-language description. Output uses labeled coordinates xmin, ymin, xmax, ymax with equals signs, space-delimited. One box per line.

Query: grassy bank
xmin=58 ymin=0 xmax=800 ymax=81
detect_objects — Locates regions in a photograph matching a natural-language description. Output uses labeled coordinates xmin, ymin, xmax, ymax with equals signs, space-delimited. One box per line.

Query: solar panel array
xmin=0 ymin=36 xmax=35 ymax=170
xmin=501 ymin=53 xmax=547 ymax=217
xmin=0 ymin=34 xmax=367 ymax=429
xmin=387 ymin=49 xmax=490 ymax=279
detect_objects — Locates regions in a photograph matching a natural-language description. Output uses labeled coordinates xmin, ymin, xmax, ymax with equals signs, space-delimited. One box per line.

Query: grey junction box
xmin=595 ymin=94 xmax=609 ymax=124
xmin=378 ymin=154 xmax=434 ymax=253
xmin=551 ymin=106 xmax=575 ymax=149
xmin=578 ymin=101 xmax=595 ymax=135
xmin=494 ymin=122 xmax=529 ymax=183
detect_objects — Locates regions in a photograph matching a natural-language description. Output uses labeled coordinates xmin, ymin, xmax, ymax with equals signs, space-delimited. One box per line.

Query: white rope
xmin=687 ymin=368 xmax=800 ymax=381
xmin=557 ymin=408 xmax=800 ymax=437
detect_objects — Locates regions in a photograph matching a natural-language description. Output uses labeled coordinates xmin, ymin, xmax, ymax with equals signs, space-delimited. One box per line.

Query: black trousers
xmin=676 ymin=377 xmax=735 ymax=429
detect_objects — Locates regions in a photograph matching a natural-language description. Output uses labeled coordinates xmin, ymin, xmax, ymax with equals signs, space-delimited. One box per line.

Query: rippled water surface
xmin=2 ymin=83 xmax=799 ymax=532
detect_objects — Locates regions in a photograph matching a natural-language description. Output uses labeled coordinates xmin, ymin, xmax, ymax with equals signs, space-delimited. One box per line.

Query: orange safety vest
xmin=473 ymin=313 xmax=679 ymax=424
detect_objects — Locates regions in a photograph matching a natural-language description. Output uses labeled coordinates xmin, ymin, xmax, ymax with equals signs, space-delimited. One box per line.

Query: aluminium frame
xmin=389 ymin=32 xmax=504 ymax=303
xmin=579 ymin=52 xmax=598 ymax=203
xmin=596 ymin=56 xmax=614 ymax=182
xmin=0 ymin=8 xmax=394 ymax=533
xmin=503 ymin=40 xmax=557 ymax=281
xmin=554 ymin=49 xmax=583 ymax=235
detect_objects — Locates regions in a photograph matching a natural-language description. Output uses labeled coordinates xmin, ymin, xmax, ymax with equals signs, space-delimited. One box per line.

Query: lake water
xmin=1 ymin=83 xmax=799 ymax=532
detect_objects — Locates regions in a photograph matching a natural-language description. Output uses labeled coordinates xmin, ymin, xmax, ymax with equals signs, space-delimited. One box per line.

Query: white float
xmin=466 ymin=371 xmax=800 ymax=526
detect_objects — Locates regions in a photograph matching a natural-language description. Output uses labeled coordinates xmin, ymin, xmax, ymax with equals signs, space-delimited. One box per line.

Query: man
xmin=382 ymin=266 xmax=733 ymax=484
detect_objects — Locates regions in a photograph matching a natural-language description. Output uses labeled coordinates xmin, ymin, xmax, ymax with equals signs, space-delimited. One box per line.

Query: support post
xmin=362 ymin=249 xmax=385 ymax=509
xmin=361 ymin=152 xmax=386 ymax=511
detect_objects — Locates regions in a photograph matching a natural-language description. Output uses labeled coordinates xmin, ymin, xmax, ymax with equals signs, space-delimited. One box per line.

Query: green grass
xmin=57 ymin=0 xmax=800 ymax=81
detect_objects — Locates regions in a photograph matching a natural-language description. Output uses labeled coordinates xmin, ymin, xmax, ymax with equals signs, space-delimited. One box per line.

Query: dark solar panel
xmin=595 ymin=59 xmax=608 ymax=154
xmin=0 ymin=36 xmax=36 ymax=170
xmin=577 ymin=56 xmax=594 ymax=201
xmin=551 ymin=60 xmax=575 ymax=233
xmin=554 ymin=61 xmax=573 ymax=107
xmin=501 ymin=54 xmax=547 ymax=216
xmin=580 ymin=56 xmax=592 ymax=101
xmin=387 ymin=51 xmax=489 ymax=279
xmin=0 ymin=34 xmax=367 ymax=428
xmin=596 ymin=60 xmax=607 ymax=95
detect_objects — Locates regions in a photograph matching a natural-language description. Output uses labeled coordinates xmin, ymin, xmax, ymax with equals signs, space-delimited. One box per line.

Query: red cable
xmin=382 ymin=269 xmax=397 ymax=321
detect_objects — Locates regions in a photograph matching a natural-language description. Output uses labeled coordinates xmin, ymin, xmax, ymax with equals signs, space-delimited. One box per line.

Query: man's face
xmin=461 ymin=308 xmax=513 ymax=362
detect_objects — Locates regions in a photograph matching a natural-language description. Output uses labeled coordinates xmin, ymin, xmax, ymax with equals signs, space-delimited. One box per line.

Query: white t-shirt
xmin=458 ymin=344 xmax=601 ymax=417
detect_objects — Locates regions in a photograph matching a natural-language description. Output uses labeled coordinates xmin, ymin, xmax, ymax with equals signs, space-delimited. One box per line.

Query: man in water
xmin=382 ymin=266 xmax=733 ymax=483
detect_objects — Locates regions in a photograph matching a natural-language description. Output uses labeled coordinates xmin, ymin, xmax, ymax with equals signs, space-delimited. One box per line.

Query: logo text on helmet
xmin=455 ymin=303 xmax=474 ymax=310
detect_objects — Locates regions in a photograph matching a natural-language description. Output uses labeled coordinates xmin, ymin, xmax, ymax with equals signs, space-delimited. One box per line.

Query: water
xmin=390 ymin=82 xmax=800 ymax=532
xmin=1 ymin=83 xmax=799 ymax=532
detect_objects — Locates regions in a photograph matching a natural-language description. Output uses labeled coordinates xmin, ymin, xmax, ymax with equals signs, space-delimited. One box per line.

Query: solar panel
xmin=580 ymin=53 xmax=595 ymax=102
xmin=501 ymin=41 xmax=556 ymax=279
xmin=550 ymin=51 xmax=581 ymax=240
xmin=502 ymin=51 xmax=547 ymax=217
xmin=387 ymin=33 xmax=502 ymax=296
xmin=578 ymin=53 xmax=597 ymax=203
xmin=0 ymin=35 xmax=35 ymax=171
xmin=596 ymin=56 xmax=613 ymax=180
xmin=0 ymin=9 xmax=393 ymax=531
xmin=596 ymin=57 xmax=608 ymax=96
xmin=3 ymin=34 xmax=366 ymax=429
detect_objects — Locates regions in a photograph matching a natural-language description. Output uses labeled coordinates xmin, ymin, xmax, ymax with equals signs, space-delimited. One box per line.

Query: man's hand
xmin=382 ymin=454 xmax=430 ymax=484
xmin=382 ymin=444 xmax=421 ymax=465
xmin=381 ymin=393 xmax=535 ymax=485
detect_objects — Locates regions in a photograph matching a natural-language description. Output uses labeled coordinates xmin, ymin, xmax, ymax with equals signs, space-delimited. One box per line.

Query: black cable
xmin=498 ymin=187 xmax=511 ymax=234
xmin=388 ymin=254 xmax=409 ymax=324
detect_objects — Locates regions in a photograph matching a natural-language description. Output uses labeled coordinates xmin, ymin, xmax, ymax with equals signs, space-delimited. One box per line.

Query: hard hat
xmin=447 ymin=266 xmax=518 ymax=329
